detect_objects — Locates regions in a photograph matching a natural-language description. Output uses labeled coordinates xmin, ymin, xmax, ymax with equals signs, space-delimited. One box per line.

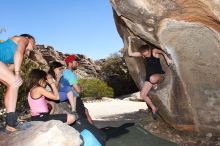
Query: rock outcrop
xmin=29 ymin=45 xmax=101 ymax=78
xmin=110 ymin=0 xmax=220 ymax=134
xmin=0 ymin=120 xmax=82 ymax=146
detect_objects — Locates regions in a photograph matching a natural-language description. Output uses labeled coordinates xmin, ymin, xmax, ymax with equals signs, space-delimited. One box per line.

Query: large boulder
xmin=110 ymin=0 xmax=220 ymax=134
xmin=0 ymin=120 xmax=82 ymax=146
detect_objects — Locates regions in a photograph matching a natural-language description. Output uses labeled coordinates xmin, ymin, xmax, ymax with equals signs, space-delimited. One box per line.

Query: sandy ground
xmin=84 ymin=97 xmax=220 ymax=146
xmin=84 ymin=98 xmax=147 ymax=121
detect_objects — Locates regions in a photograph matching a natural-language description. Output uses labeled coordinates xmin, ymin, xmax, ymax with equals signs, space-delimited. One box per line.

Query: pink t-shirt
xmin=28 ymin=92 xmax=48 ymax=116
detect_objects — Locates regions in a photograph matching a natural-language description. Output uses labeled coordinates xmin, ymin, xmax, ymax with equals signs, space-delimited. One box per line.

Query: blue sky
xmin=0 ymin=0 xmax=123 ymax=60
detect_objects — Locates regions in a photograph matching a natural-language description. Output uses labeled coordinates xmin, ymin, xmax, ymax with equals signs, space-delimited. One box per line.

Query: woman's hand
xmin=128 ymin=36 xmax=136 ymax=43
xmin=13 ymin=74 xmax=23 ymax=88
xmin=127 ymin=36 xmax=142 ymax=57
xmin=46 ymin=74 xmax=54 ymax=84
xmin=55 ymin=72 xmax=62 ymax=82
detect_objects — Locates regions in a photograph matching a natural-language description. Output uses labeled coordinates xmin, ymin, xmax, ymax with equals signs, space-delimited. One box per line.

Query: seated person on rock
xmin=61 ymin=55 xmax=107 ymax=146
xmin=55 ymin=55 xmax=93 ymax=123
xmin=27 ymin=69 xmax=76 ymax=124
xmin=48 ymin=61 xmax=77 ymax=114
xmin=128 ymin=36 xmax=173 ymax=119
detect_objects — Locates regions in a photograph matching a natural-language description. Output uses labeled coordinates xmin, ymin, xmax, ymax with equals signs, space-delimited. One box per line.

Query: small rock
xmin=147 ymin=27 xmax=154 ymax=32
xmin=139 ymin=109 xmax=146 ymax=112
xmin=123 ymin=97 xmax=131 ymax=101
xmin=146 ymin=18 xmax=155 ymax=25
xmin=102 ymin=97 xmax=113 ymax=101
xmin=206 ymin=133 xmax=212 ymax=138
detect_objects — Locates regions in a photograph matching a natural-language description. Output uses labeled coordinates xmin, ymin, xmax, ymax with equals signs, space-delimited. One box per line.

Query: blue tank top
xmin=0 ymin=39 xmax=17 ymax=64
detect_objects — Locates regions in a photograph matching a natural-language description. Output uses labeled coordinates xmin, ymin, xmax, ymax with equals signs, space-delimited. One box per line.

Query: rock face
xmin=29 ymin=45 xmax=101 ymax=78
xmin=0 ymin=120 xmax=82 ymax=146
xmin=110 ymin=0 xmax=220 ymax=134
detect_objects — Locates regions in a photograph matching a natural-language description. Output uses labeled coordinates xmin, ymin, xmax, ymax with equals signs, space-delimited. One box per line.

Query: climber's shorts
xmin=31 ymin=112 xmax=67 ymax=123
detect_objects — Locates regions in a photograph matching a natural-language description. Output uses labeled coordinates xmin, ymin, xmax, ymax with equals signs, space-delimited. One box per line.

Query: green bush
xmin=79 ymin=78 xmax=114 ymax=99
xmin=99 ymin=52 xmax=138 ymax=96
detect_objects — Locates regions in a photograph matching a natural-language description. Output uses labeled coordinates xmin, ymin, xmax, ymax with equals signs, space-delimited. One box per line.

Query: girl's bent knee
xmin=67 ymin=114 xmax=75 ymax=124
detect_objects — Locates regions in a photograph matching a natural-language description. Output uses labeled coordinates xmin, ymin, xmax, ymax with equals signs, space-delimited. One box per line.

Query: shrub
xmin=99 ymin=52 xmax=138 ymax=96
xmin=79 ymin=78 xmax=114 ymax=99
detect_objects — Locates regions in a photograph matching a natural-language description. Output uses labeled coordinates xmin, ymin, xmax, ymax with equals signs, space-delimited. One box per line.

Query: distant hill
xmin=28 ymin=45 xmax=101 ymax=78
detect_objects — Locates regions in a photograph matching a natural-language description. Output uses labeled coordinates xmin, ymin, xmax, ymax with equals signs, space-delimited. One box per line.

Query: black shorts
xmin=76 ymin=97 xmax=87 ymax=119
xmin=31 ymin=112 xmax=67 ymax=123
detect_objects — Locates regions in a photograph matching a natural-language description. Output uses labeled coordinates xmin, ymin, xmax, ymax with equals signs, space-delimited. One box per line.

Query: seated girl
xmin=27 ymin=69 xmax=76 ymax=124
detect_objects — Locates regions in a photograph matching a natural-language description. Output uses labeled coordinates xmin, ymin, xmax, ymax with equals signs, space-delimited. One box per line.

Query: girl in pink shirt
xmin=27 ymin=69 xmax=76 ymax=124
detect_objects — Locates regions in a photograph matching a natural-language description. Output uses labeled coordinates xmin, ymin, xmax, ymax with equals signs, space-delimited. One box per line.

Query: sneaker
xmin=71 ymin=111 xmax=79 ymax=121
xmin=5 ymin=122 xmax=32 ymax=133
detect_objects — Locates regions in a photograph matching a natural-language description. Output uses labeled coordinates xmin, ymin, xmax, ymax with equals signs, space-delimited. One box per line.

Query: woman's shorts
xmin=31 ymin=112 xmax=67 ymax=123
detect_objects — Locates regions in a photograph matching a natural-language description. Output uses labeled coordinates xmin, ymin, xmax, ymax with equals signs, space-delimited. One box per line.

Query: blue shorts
xmin=0 ymin=39 xmax=17 ymax=64
xmin=59 ymin=85 xmax=79 ymax=102
xmin=59 ymin=86 xmax=72 ymax=102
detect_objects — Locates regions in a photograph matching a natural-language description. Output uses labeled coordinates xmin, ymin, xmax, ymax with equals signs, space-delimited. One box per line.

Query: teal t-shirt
xmin=59 ymin=69 xmax=79 ymax=97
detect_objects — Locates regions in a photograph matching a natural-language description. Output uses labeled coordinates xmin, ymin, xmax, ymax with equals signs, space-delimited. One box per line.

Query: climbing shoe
xmin=152 ymin=109 xmax=159 ymax=120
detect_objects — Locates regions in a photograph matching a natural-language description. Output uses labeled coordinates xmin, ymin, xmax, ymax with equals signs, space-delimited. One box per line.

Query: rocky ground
xmin=0 ymin=96 xmax=219 ymax=146
xmin=85 ymin=98 xmax=220 ymax=146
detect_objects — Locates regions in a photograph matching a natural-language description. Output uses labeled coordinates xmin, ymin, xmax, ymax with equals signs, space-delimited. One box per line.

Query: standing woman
xmin=0 ymin=34 xmax=35 ymax=132
xmin=128 ymin=36 xmax=172 ymax=119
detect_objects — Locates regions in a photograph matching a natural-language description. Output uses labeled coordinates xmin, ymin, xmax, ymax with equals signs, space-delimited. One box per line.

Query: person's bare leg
xmin=85 ymin=108 xmax=93 ymax=124
xmin=149 ymin=74 xmax=164 ymax=85
xmin=67 ymin=91 xmax=76 ymax=112
xmin=4 ymin=85 xmax=19 ymax=112
xmin=0 ymin=62 xmax=18 ymax=113
xmin=140 ymin=81 xmax=157 ymax=113
xmin=66 ymin=113 xmax=76 ymax=125
xmin=150 ymin=74 xmax=164 ymax=90
xmin=46 ymin=101 xmax=56 ymax=114
xmin=0 ymin=62 xmax=20 ymax=131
